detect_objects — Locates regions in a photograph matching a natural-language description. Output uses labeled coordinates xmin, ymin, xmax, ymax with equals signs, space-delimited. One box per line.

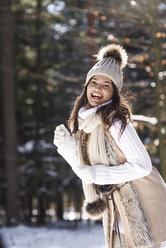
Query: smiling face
xmin=86 ymin=75 xmax=114 ymax=108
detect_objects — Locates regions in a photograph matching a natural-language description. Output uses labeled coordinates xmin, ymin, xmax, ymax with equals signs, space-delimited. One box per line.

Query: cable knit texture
xmin=78 ymin=105 xmax=152 ymax=184
xmin=76 ymin=115 xmax=153 ymax=248
xmin=56 ymin=102 xmax=166 ymax=247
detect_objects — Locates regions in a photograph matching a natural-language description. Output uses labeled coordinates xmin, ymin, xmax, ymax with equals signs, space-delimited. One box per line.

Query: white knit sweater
xmin=58 ymin=103 xmax=152 ymax=184
xmin=57 ymin=101 xmax=152 ymax=233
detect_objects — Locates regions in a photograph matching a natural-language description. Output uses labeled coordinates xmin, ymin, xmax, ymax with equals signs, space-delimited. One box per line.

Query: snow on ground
xmin=0 ymin=222 xmax=105 ymax=248
xmin=1 ymin=222 xmax=166 ymax=248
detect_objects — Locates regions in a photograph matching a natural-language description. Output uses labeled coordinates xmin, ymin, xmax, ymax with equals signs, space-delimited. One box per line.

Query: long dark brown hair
xmin=68 ymin=81 xmax=133 ymax=137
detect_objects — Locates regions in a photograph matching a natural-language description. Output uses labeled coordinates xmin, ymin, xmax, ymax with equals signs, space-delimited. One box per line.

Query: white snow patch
xmin=132 ymin=115 xmax=158 ymax=125
xmin=18 ymin=140 xmax=54 ymax=153
xmin=0 ymin=223 xmax=105 ymax=248
xmin=158 ymin=3 xmax=166 ymax=11
xmin=47 ymin=1 xmax=65 ymax=15
xmin=18 ymin=140 xmax=34 ymax=153
xmin=1 ymin=223 xmax=166 ymax=248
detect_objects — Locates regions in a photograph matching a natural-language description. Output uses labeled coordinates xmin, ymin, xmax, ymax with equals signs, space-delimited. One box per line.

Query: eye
xmin=104 ymin=84 xmax=110 ymax=88
xmin=91 ymin=81 xmax=97 ymax=85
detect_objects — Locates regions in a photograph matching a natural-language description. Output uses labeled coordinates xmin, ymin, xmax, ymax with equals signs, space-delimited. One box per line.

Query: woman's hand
xmin=54 ymin=124 xmax=72 ymax=148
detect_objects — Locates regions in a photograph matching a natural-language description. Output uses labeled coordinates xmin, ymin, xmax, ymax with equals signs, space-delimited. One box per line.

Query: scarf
xmin=75 ymin=113 xmax=153 ymax=248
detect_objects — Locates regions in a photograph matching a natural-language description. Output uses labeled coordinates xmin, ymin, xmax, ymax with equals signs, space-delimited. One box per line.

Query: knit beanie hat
xmin=85 ymin=44 xmax=128 ymax=92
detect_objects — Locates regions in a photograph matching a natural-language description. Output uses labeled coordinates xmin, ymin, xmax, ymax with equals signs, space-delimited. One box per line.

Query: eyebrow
xmin=93 ymin=77 xmax=111 ymax=84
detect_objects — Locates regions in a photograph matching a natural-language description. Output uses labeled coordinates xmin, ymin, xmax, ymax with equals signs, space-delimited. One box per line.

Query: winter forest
xmin=0 ymin=0 xmax=166 ymax=247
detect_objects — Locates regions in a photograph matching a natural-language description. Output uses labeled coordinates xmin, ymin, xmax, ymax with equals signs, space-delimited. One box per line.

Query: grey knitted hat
xmin=85 ymin=44 xmax=128 ymax=92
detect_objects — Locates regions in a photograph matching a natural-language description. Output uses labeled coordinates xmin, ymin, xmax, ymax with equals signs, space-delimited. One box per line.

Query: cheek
xmin=105 ymin=88 xmax=113 ymax=98
xmin=87 ymin=87 xmax=90 ymax=96
xmin=87 ymin=85 xmax=92 ymax=95
xmin=110 ymin=87 xmax=114 ymax=96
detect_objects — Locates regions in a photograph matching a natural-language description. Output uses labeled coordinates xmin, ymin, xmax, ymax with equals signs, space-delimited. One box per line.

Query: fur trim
xmin=119 ymin=182 xmax=153 ymax=247
xmin=96 ymin=44 xmax=128 ymax=69
xmin=85 ymin=198 xmax=106 ymax=220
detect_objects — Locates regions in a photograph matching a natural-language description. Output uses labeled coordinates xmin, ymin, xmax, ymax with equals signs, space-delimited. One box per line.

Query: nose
xmin=95 ymin=84 xmax=102 ymax=91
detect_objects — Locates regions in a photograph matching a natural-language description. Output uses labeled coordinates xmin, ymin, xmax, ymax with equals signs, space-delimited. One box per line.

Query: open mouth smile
xmin=91 ymin=93 xmax=103 ymax=99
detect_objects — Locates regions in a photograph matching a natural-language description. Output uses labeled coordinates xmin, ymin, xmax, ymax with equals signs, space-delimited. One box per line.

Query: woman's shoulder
xmin=110 ymin=118 xmax=131 ymax=129
xmin=109 ymin=119 xmax=134 ymax=140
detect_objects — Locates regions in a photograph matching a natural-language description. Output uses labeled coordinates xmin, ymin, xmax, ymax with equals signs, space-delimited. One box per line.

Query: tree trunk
xmin=1 ymin=0 xmax=20 ymax=225
xmin=87 ymin=0 xmax=96 ymax=66
xmin=56 ymin=191 xmax=63 ymax=220
xmin=35 ymin=0 xmax=42 ymax=138
xmin=110 ymin=0 xmax=120 ymax=38
xmin=38 ymin=192 xmax=46 ymax=224
xmin=34 ymin=0 xmax=47 ymax=224
xmin=28 ymin=193 xmax=33 ymax=222
xmin=148 ymin=0 xmax=166 ymax=180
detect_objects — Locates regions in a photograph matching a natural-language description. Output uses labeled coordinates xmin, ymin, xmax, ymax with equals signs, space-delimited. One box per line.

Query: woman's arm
xmin=54 ymin=124 xmax=81 ymax=167
xmin=94 ymin=121 xmax=152 ymax=185
xmin=54 ymin=122 xmax=152 ymax=185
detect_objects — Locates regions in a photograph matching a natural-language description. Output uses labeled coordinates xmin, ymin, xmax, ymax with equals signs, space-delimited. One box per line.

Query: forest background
xmin=0 ymin=0 xmax=166 ymax=226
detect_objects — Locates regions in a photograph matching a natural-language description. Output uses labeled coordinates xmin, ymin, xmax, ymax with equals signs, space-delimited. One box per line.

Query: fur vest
xmin=75 ymin=113 xmax=166 ymax=248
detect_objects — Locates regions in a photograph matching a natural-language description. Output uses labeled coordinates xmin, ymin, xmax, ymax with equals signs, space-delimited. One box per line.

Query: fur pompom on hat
xmin=96 ymin=44 xmax=128 ymax=69
xmin=85 ymin=43 xmax=128 ymax=92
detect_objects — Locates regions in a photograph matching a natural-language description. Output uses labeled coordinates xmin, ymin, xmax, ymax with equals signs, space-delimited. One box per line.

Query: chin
xmin=89 ymin=102 xmax=99 ymax=107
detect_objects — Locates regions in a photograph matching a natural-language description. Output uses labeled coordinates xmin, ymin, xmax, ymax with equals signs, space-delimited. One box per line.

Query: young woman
xmin=54 ymin=44 xmax=166 ymax=248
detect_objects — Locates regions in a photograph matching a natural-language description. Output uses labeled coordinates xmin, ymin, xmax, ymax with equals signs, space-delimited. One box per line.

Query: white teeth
xmin=92 ymin=93 xmax=102 ymax=97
